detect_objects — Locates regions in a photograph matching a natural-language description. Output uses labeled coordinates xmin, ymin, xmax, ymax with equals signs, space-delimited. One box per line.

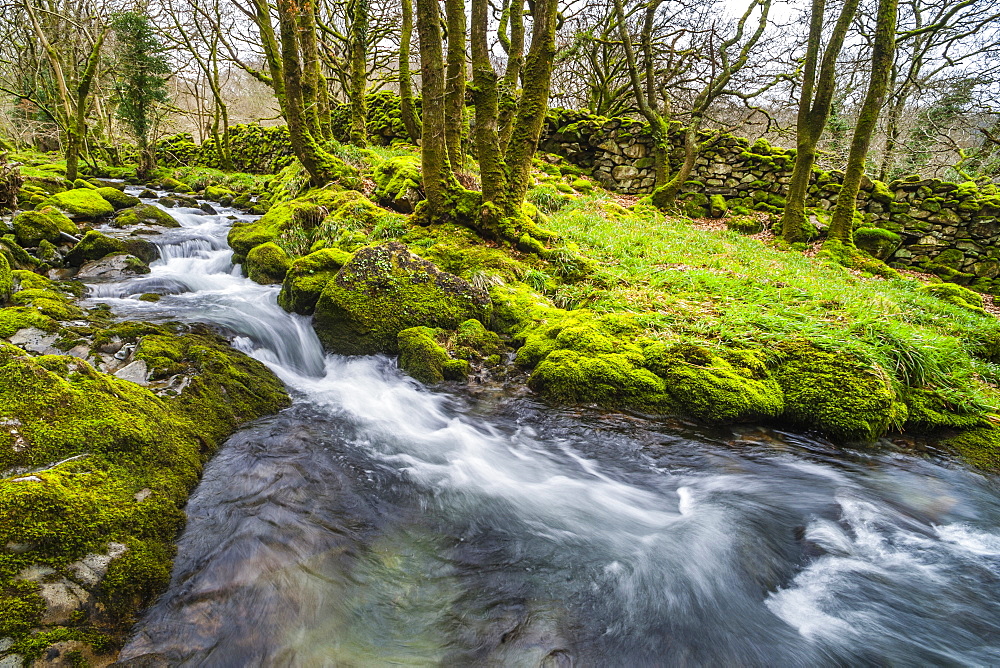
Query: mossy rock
xmin=853 ymin=227 xmax=902 ymax=261
xmin=940 ymin=427 xmax=1000 ymax=471
xmin=454 ymin=318 xmax=503 ymax=360
xmin=398 ymin=326 xmax=450 ymax=383
xmin=244 ymin=242 xmax=291 ymax=285
xmin=63 ymin=231 xmax=125 ymax=267
xmin=644 ymin=343 xmax=783 ymax=422
xmin=0 ymin=253 xmax=11 ymax=302
xmin=314 ymin=242 xmax=492 ymax=355
xmin=725 ymin=215 xmax=764 ymax=235
xmin=112 ymin=203 xmax=179 ymax=229
xmin=772 ymin=340 xmax=903 ymax=441
xmin=11 ymin=208 xmax=76 ymax=247
xmin=204 ymin=185 xmax=236 ymax=202
xmin=95 ymin=187 xmax=141 ymax=210
xmin=0 ymin=332 xmax=289 ymax=653
xmin=159 ymin=176 xmax=192 ymax=193
xmin=528 ymin=349 xmax=669 ymax=410
xmin=902 ymin=387 xmax=991 ymax=432
xmin=39 ymin=189 xmax=114 ymax=219
xmin=916 ymin=282 xmax=985 ymax=314
xmin=228 ymin=188 xmax=371 ymax=262
xmin=372 ymin=155 xmax=423 ymax=213
xmin=1 ymin=237 xmax=41 ymax=271
xmin=277 ymin=247 xmax=353 ymax=315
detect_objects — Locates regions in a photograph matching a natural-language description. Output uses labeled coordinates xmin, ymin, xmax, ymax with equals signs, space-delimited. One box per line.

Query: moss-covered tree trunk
xmin=415 ymin=0 xmax=458 ymax=220
xmin=468 ymin=0 xmax=559 ymax=242
xmin=297 ymin=0 xmax=325 ymax=140
xmin=825 ymin=0 xmax=899 ymax=247
xmin=445 ymin=0 xmax=467 ymax=168
xmin=24 ymin=0 xmax=106 ymax=183
xmin=780 ymin=0 xmax=861 ymax=243
xmin=347 ymin=0 xmax=369 ymax=146
xmin=398 ymin=0 xmax=421 ymax=142
xmin=496 ymin=0 xmax=524 ymax=149
xmin=276 ymin=0 xmax=349 ymax=186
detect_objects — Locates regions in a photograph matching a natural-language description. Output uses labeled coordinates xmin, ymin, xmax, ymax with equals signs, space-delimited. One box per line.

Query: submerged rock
xmin=313 ymin=242 xmax=492 ymax=355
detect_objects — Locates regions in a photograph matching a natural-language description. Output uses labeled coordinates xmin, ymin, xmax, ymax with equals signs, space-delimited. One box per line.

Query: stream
xmin=83 ymin=191 xmax=1000 ymax=666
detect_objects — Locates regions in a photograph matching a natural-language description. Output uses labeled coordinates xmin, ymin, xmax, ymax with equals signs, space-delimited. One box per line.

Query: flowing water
xmin=84 ymin=192 xmax=1000 ymax=666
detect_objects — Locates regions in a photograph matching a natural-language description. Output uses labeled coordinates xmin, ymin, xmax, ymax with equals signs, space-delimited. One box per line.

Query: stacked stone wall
xmin=539 ymin=109 xmax=1000 ymax=292
xmin=155 ymin=99 xmax=1000 ymax=292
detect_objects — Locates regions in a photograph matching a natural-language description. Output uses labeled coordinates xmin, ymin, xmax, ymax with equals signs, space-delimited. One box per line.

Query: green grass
xmin=544 ymin=195 xmax=1000 ymax=413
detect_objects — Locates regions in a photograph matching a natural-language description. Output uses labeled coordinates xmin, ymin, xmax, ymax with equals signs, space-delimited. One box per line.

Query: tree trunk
xmin=825 ymin=0 xmax=899 ymax=247
xmin=399 ymin=0 xmax=422 ymax=142
xmin=780 ymin=0 xmax=861 ymax=243
xmin=445 ymin=0 xmax=467 ymax=168
xmin=414 ymin=0 xmax=457 ymax=220
xmin=348 ymin=0 xmax=369 ymax=146
xmin=276 ymin=0 xmax=349 ymax=186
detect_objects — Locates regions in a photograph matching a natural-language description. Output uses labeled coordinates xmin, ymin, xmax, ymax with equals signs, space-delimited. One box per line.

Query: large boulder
xmin=63 ymin=231 xmax=125 ymax=267
xmin=96 ymin=187 xmax=141 ymax=210
xmin=40 ymin=188 xmax=115 ymax=219
xmin=244 ymin=242 xmax=291 ymax=285
xmin=314 ymin=242 xmax=492 ymax=355
xmin=11 ymin=207 xmax=77 ymax=247
xmin=277 ymin=248 xmax=353 ymax=315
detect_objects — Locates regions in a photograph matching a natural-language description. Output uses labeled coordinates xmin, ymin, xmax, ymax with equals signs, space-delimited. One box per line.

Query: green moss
xmin=772 ymin=340 xmax=903 ymax=440
xmin=40 ymin=189 xmax=114 ymax=218
xmin=0 ymin=253 xmax=10 ymax=302
xmin=277 ymin=247 xmax=353 ymax=315
xmin=372 ymin=155 xmax=422 ymax=212
xmin=228 ymin=188 xmax=373 ymax=262
xmin=571 ymin=178 xmax=593 ymax=193
xmin=709 ymin=194 xmax=728 ymax=219
xmin=11 ymin=208 xmax=75 ymax=247
xmin=0 ymin=580 xmax=45 ymax=636
xmin=903 ymin=387 xmax=990 ymax=431
xmin=940 ymin=427 xmax=1000 ymax=471
xmin=159 ymin=176 xmax=192 ymax=193
xmin=95 ymin=188 xmax=140 ymax=210
xmin=870 ymin=180 xmax=894 ymax=204
xmin=1 ymin=238 xmax=40 ymax=271
xmin=397 ymin=326 xmax=449 ymax=383
xmin=725 ymin=215 xmax=764 ymax=235
xmin=453 ymin=318 xmax=503 ymax=360
xmin=642 ymin=342 xmax=783 ymax=421
xmin=111 ymin=203 xmax=180 ymax=229
xmin=204 ymin=185 xmax=236 ymax=202
xmin=244 ymin=242 xmax=291 ymax=285
xmin=528 ymin=349 xmax=668 ymax=410
xmin=854 ymin=227 xmax=902 ymax=261
xmin=314 ymin=242 xmax=492 ymax=355
xmin=916 ymin=282 xmax=985 ymax=314
xmin=63 ymin=231 xmax=125 ymax=267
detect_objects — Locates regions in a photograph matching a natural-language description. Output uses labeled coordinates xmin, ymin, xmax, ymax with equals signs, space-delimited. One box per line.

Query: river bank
xmin=2 ymin=145 xmax=1000 ymax=663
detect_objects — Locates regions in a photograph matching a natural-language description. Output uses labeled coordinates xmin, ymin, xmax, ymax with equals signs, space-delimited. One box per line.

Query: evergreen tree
xmin=111 ymin=12 xmax=170 ymax=179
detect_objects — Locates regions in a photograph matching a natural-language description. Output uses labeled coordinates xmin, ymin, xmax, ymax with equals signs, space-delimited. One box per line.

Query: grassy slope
xmin=541 ymin=195 xmax=1000 ymax=416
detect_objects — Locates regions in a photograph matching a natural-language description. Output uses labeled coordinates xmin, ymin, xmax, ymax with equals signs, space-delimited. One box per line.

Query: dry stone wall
xmin=540 ymin=109 xmax=1000 ymax=293
xmin=156 ymin=100 xmax=1000 ymax=293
